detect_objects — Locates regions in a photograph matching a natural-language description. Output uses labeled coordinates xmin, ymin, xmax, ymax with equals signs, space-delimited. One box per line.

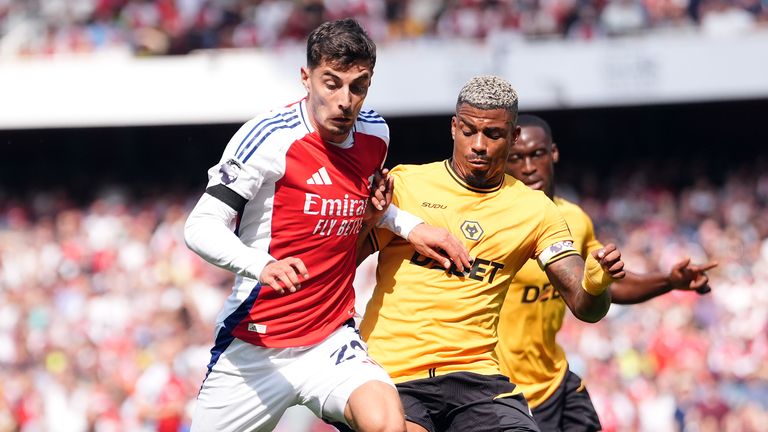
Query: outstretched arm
xmin=610 ymin=258 xmax=718 ymax=304
xmin=357 ymin=211 xmax=472 ymax=271
xmin=544 ymin=244 xmax=626 ymax=323
xmin=358 ymin=169 xmax=472 ymax=271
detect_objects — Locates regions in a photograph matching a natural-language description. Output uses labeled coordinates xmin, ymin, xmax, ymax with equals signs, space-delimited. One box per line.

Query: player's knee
xmin=346 ymin=381 xmax=406 ymax=432
xmin=346 ymin=405 xmax=405 ymax=432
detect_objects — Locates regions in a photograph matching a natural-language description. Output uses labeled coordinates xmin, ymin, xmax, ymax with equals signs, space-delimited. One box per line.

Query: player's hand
xmin=592 ymin=243 xmax=625 ymax=280
xmin=407 ymin=224 xmax=472 ymax=272
xmin=667 ymin=258 xmax=718 ymax=294
xmin=365 ymin=168 xmax=394 ymax=222
xmin=259 ymin=257 xmax=309 ymax=295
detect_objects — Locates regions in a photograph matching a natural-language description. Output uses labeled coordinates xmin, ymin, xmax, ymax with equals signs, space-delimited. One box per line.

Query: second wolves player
xmin=497 ymin=114 xmax=717 ymax=431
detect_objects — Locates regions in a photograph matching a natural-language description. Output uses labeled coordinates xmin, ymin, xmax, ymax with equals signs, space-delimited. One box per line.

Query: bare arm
xmin=544 ymin=244 xmax=625 ymax=323
xmin=610 ymin=259 xmax=718 ymax=304
xmin=360 ymin=169 xmax=472 ymax=271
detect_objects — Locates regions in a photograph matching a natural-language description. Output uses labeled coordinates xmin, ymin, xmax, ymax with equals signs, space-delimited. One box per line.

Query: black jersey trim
xmin=206 ymin=184 xmax=247 ymax=214
xmin=443 ymin=160 xmax=503 ymax=194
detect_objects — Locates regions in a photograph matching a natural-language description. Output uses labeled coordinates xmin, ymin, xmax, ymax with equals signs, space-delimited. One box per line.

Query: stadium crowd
xmin=0 ymin=0 xmax=767 ymax=56
xmin=0 ymin=158 xmax=766 ymax=431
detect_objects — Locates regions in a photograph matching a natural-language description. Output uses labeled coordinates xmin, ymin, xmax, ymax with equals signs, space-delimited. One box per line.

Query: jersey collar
xmin=443 ymin=160 xmax=504 ymax=194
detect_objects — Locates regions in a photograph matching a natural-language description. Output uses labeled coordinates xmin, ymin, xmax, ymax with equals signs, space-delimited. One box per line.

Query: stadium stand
xmin=0 ymin=0 xmax=766 ymax=56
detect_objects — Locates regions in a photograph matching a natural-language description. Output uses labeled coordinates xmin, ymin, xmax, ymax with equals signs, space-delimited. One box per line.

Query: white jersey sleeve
xmin=376 ymin=205 xmax=424 ymax=239
xmin=206 ymin=112 xmax=296 ymax=201
xmin=185 ymin=107 xmax=303 ymax=280
xmin=184 ymin=194 xmax=276 ymax=280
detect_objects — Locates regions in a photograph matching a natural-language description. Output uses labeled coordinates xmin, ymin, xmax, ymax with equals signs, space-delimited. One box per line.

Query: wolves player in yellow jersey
xmin=497 ymin=114 xmax=718 ymax=431
xmin=358 ymin=76 xmax=626 ymax=432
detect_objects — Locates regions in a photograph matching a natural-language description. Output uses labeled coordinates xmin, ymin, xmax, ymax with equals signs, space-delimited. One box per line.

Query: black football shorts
xmin=531 ymin=369 xmax=601 ymax=432
xmin=396 ymin=371 xmax=540 ymax=432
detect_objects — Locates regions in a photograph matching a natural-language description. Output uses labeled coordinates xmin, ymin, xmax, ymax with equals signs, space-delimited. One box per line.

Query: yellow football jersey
xmin=495 ymin=196 xmax=603 ymax=407
xmin=360 ymin=161 xmax=577 ymax=384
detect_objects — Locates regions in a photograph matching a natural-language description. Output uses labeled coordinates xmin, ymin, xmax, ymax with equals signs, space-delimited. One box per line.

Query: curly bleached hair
xmin=456 ymin=75 xmax=519 ymax=121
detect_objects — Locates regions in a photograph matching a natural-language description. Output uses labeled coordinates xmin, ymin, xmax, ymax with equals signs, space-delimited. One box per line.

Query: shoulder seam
xmin=236 ymin=109 xmax=304 ymax=163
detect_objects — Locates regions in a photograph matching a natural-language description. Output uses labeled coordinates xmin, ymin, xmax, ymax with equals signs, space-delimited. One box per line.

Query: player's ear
xmin=451 ymin=116 xmax=457 ymax=140
xmin=551 ymin=143 xmax=560 ymax=163
xmin=300 ymin=67 xmax=310 ymax=92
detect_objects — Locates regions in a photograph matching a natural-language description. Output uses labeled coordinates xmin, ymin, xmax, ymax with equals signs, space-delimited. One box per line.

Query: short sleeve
xmin=206 ymin=158 xmax=264 ymax=202
xmin=534 ymin=199 xmax=578 ymax=268
xmin=205 ymin=116 xmax=288 ymax=201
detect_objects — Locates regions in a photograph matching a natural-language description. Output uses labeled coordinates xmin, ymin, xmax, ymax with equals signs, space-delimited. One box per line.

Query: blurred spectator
xmin=435 ymin=0 xmax=519 ymax=40
xmin=699 ymin=0 xmax=756 ymax=36
xmin=566 ymin=2 xmax=606 ymax=39
xmin=601 ymin=0 xmax=649 ymax=35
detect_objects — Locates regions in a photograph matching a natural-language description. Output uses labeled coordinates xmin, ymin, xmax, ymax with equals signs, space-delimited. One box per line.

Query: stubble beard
xmin=464 ymin=171 xmax=492 ymax=188
xmin=321 ymin=122 xmax=353 ymax=144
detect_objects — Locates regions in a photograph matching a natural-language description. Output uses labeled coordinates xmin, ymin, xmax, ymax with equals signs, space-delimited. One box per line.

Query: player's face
xmin=506 ymin=125 xmax=559 ymax=199
xmin=451 ymin=104 xmax=519 ymax=188
xmin=301 ymin=59 xmax=373 ymax=144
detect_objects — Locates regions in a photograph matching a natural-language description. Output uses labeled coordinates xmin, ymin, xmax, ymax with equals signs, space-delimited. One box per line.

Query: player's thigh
xmin=447 ymin=393 xmax=541 ymax=432
xmin=559 ymin=371 xmax=601 ymax=432
xmin=192 ymin=338 xmax=295 ymax=432
xmin=345 ymin=379 xmax=406 ymax=431
xmin=297 ymin=324 xmax=403 ymax=429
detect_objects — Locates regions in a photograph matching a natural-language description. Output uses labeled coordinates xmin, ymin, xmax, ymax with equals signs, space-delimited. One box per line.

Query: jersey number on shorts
xmin=331 ymin=340 xmax=365 ymax=365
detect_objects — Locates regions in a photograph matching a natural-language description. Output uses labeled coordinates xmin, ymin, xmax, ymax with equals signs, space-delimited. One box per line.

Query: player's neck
xmin=308 ymin=117 xmax=348 ymax=146
xmin=546 ymin=182 xmax=556 ymax=201
xmin=449 ymin=159 xmax=503 ymax=189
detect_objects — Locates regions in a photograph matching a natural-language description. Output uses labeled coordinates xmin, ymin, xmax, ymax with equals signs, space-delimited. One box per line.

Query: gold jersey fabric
xmin=496 ymin=196 xmax=603 ymax=408
xmin=360 ymin=161 xmax=577 ymax=384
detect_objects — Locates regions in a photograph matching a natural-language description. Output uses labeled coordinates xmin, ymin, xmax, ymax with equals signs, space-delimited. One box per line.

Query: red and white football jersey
xmin=206 ymin=98 xmax=388 ymax=349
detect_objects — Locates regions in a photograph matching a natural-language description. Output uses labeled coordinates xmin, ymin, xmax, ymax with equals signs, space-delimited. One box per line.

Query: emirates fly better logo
xmin=303 ymin=166 xmax=367 ymax=237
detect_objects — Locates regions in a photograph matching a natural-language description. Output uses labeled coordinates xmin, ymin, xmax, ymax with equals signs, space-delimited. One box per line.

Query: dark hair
xmin=517 ymin=114 xmax=553 ymax=141
xmin=306 ymin=18 xmax=376 ymax=70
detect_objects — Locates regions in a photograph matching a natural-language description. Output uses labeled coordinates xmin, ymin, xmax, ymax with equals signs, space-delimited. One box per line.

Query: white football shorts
xmin=190 ymin=322 xmax=394 ymax=432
